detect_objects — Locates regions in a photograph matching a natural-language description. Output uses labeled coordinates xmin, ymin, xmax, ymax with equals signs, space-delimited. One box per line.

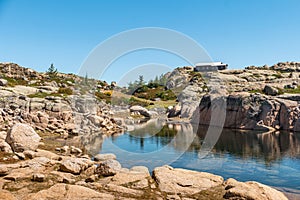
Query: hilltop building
xmin=194 ymin=62 xmax=228 ymax=72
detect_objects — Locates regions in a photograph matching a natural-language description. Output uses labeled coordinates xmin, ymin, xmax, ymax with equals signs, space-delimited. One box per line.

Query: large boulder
xmin=130 ymin=105 xmax=150 ymax=118
xmin=167 ymin=104 xmax=181 ymax=118
xmin=59 ymin=157 xmax=90 ymax=174
xmin=152 ymin=165 xmax=223 ymax=195
xmin=224 ymin=178 xmax=288 ymax=200
xmin=263 ymin=85 xmax=279 ymax=96
xmin=0 ymin=78 xmax=8 ymax=86
xmin=6 ymin=123 xmax=41 ymax=152
xmin=95 ymin=159 xmax=121 ymax=176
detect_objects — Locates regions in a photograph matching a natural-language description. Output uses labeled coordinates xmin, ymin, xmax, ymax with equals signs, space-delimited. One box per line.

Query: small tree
xmin=138 ymin=75 xmax=145 ymax=87
xmin=46 ymin=63 xmax=58 ymax=78
xmin=159 ymin=74 xmax=167 ymax=86
xmin=84 ymin=72 xmax=89 ymax=85
xmin=154 ymin=75 xmax=159 ymax=84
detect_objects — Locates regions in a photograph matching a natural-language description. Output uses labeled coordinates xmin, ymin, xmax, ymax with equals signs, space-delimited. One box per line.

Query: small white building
xmin=194 ymin=62 xmax=228 ymax=72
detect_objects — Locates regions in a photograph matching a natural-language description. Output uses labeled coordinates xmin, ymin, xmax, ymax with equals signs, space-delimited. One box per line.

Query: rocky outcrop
xmin=0 ymin=90 xmax=124 ymax=143
xmin=195 ymin=93 xmax=300 ymax=131
xmin=246 ymin=61 xmax=300 ymax=72
xmin=165 ymin=68 xmax=190 ymax=90
xmin=0 ymin=62 xmax=125 ymax=141
xmin=0 ymin=63 xmax=41 ymax=80
xmin=163 ymin=62 xmax=300 ymax=120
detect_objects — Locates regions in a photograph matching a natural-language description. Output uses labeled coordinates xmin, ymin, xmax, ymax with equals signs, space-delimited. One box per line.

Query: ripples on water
xmin=95 ymin=119 xmax=300 ymax=191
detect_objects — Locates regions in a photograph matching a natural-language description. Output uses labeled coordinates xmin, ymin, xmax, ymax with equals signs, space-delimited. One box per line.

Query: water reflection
xmin=123 ymin=120 xmax=300 ymax=164
xmin=98 ymin=119 xmax=300 ymax=190
xmin=195 ymin=126 xmax=300 ymax=165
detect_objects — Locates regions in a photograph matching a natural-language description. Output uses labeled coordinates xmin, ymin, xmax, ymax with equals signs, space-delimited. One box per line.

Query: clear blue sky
xmin=0 ymin=0 xmax=300 ymax=83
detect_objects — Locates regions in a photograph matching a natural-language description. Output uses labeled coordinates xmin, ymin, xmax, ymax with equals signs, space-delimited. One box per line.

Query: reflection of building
xmin=194 ymin=62 xmax=228 ymax=72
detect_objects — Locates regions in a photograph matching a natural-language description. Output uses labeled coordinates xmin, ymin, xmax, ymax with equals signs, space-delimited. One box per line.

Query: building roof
xmin=195 ymin=62 xmax=227 ymax=66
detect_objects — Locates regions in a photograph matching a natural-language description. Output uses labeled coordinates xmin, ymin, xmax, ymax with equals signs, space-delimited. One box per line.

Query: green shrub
xmin=249 ymin=89 xmax=262 ymax=94
xmin=128 ymin=97 xmax=149 ymax=107
xmin=283 ymin=86 xmax=300 ymax=94
xmin=27 ymin=92 xmax=61 ymax=98
xmin=272 ymin=73 xmax=283 ymax=79
xmin=277 ymin=88 xmax=284 ymax=95
xmin=95 ymin=91 xmax=112 ymax=103
xmin=3 ymin=77 xmax=27 ymax=87
xmin=58 ymin=87 xmax=73 ymax=95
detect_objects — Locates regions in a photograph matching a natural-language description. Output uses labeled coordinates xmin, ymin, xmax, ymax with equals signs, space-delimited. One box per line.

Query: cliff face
xmin=195 ymin=93 xmax=300 ymax=131
xmin=164 ymin=62 xmax=300 ymax=132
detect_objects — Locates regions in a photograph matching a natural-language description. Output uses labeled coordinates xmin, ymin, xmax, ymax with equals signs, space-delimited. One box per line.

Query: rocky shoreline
xmin=0 ymin=125 xmax=289 ymax=199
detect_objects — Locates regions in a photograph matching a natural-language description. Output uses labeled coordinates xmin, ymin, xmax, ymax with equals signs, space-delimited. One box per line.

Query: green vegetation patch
xmin=2 ymin=77 xmax=28 ymax=87
xmin=133 ymin=85 xmax=177 ymax=101
xmin=272 ymin=73 xmax=283 ymax=79
xmin=58 ymin=87 xmax=73 ymax=95
xmin=283 ymin=86 xmax=300 ymax=94
xmin=28 ymin=87 xmax=73 ymax=98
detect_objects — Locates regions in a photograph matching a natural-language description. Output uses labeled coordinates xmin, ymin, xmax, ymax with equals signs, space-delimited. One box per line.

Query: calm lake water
xmin=99 ymin=119 xmax=300 ymax=191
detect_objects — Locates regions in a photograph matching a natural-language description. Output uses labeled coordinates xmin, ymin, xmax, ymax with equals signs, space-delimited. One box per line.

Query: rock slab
xmin=25 ymin=183 xmax=114 ymax=200
xmin=153 ymin=165 xmax=224 ymax=195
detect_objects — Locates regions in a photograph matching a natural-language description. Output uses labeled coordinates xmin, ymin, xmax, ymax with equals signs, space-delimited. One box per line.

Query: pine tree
xmin=159 ymin=74 xmax=167 ymax=86
xmin=138 ymin=75 xmax=145 ymax=87
xmin=154 ymin=75 xmax=159 ymax=84
xmin=84 ymin=72 xmax=89 ymax=85
xmin=46 ymin=63 xmax=58 ymax=78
